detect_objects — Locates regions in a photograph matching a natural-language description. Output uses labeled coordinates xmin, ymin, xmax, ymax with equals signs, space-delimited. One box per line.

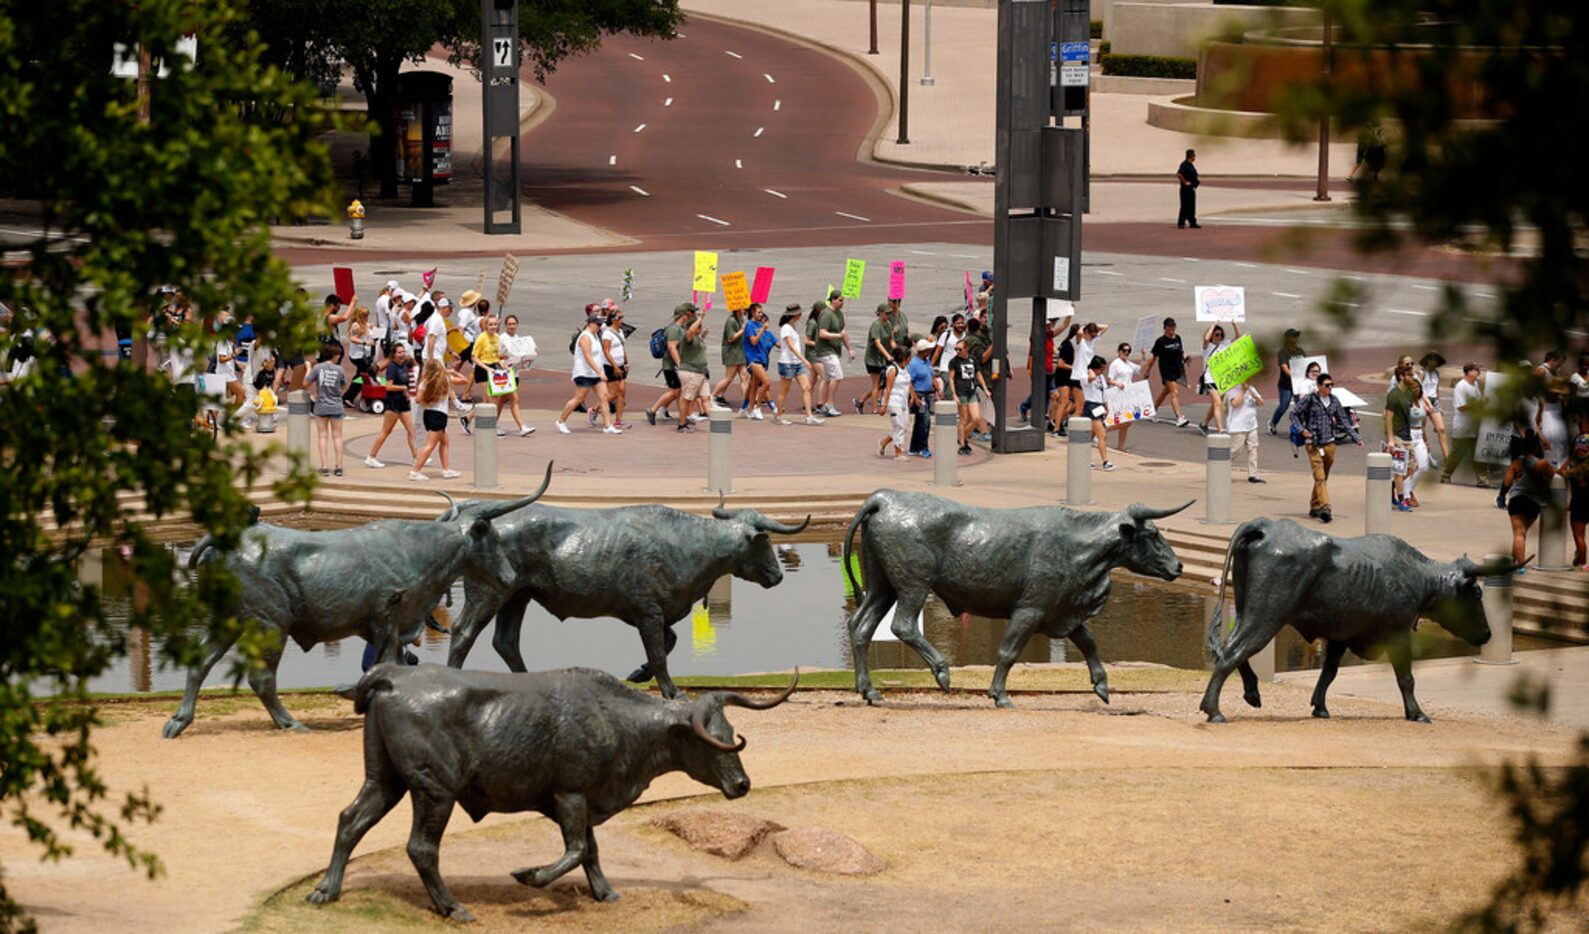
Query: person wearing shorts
xmin=857 ymin=302 xmax=894 ymax=414
xmin=812 ymin=292 xmax=852 ymax=417
xmin=410 ymin=359 xmax=466 ymax=481
xmin=950 ymin=340 xmax=990 ymax=456
xmin=1142 ymin=317 xmax=1189 ymax=427
xmin=667 ymin=303 xmax=712 ymax=431
xmin=1082 ymin=354 xmax=1115 ymax=471
xmin=774 ymin=305 xmax=822 ymax=425
xmin=556 ymin=314 xmax=622 ymax=434
xmin=1504 ymin=432 xmax=1556 ymax=566
xmin=1562 ymin=433 xmax=1589 ymax=568
xmin=308 ymin=345 xmax=347 ymax=476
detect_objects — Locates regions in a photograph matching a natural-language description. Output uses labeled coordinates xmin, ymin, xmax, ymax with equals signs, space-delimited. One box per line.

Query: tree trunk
xmin=358 ymin=56 xmax=403 ymax=200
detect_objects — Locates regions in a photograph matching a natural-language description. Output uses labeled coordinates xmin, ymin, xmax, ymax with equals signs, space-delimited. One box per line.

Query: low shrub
xmin=1090 ymin=19 xmax=1103 ymax=39
xmin=1100 ymin=54 xmax=1197 ymax=80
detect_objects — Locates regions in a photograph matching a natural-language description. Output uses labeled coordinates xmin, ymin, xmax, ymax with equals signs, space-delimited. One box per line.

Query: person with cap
xmin=665 ymin=301 xmax=711 ymax=432
xmin=555 ymin=313 xmax=623 ymax=435
xmin=373 ymin=279 xmax=399 ymax=361
xmin=773 ymin=303 xmax=822 ymax=425
xmin=815 ymin=292 xmax=855 ymax=418
xmin=977 ymin=271 xmax=995 ymax=305
xmin=391 ymin=291 xmax=417 ymax=359
xmin=887 ymin=297 xmax=912 ymax=352
xmin=1142 ymin=317 xmax=1189 ymax=428
xmin=907 ymin=337 xmax=942 ymax=457
xmin=856 ymin=302 xmax=894 ymax=415
xmin=712 ymin=301 xmax=749 ymax=411
xmin=1268 ymin=328 xmax=1305 ymax=435
xmin=643 ymin=306 xmax=684 ymax=427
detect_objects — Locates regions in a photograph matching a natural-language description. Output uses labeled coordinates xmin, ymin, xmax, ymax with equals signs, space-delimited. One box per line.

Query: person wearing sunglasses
xmin=1289 ymin=373 xmax=1362 ymax=523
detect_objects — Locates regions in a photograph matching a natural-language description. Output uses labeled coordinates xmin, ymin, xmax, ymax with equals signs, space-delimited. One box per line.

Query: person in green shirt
xmin=712 ymin=306 xmax=748 ymax=410
xmin=813 ymin=292 xmax=853 ymax=417
xmin=856 ymin=302 xmax=894 ymax=414
xmin=805 ymin=298 xmax=830 ymax=411
xmin=888 ymin=297 xmax=910 ymax=349
xmin=658 ymin=302 xmax=709 ymax=432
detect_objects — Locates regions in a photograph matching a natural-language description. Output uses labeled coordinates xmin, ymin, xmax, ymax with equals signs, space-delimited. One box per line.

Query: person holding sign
xmin=711 ymin=304 xmax=748 ymax=410
xmin=1440 ymin=363 xmax=1491 ymax=487
xmin=1107 ymin=342 xmax=1142 ymax=451
xmin=1289 ymin=373 xmax=1362 ymax=523
xmin=1197 ymin=321 xmax=1239 ymax=435
xmin=1268 ymin=329 xmax=1304 ymax=435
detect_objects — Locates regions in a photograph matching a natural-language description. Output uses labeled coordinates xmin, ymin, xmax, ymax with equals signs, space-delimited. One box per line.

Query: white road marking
xmin=664 ymin=97 xmax=673 ymax=106
xmin=764 ymin=73 xmax=776 ymax=83
xmin=835 ymin=211 xmax=871 ymax=222
xmin=1283 ymin=268 xmax=1310 ymax=275
xmin=662 ymin=74 xmax=671 ymax=83
xmin=698 ymin=213 xmax=731 ymax=226
xmin=1182 ymin=257 xmax=1199 ymax=262
xmin=734 ymin=159 xmax=743 ymax=169
xmin=628 ymin=53 xmax=645 ymax=61
xmin=753 ymin=127 xmax=765 ymax=137
xmin=774 ymin=99 xmax=781 ymax=111
xmin=634 ymin=123 xmax=647 ymax=133
xmin=725 ymin=50 xmax=743 ymax=59
xmin=608 ymin=155 xmax=617 ymax=166
xmin=764 ymin=188 xmax=787 ymax=199
xmin=629 ymin=186 xmax=650 ymax=197
xmin=949 ymin=252 xmax=977 ymax=259
xmin=1234 ymin=262 xmax=1257 ymax=268
xmin=1271 ymin=291 xmax=1302 ymax=299
xmin=1343 ymin=274 xmax=1368 ymax=281
xmin=1474 ymin=290 xmax=1496 ymax=299
xmin=1093 ymin=269 xmax=1123 ymax=276
xmin=676 ymin=32 xmax=686 ymax=38
xmin=908 ymin=249 xmax=936 ymax=255
xmin=1158 ymin=277 xmax=1186 ymax=284
xmin=1386 ymin=308 xmax=1428 ymax=316
xmin=1412 ymin=284 xmax=1438 ymax=291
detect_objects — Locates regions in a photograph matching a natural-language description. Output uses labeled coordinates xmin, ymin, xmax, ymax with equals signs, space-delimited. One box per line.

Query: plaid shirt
xmin=1290 ymin=391 xmax=1360 ymax=446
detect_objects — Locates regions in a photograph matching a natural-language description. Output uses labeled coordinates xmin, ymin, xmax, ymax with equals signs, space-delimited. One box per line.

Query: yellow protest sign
xmin=842 ymin=258 xmax=866 ymax=299
xmin=1207 ymin=334 xmax=1263 ymax=393
xmin=721 ymin=271 xmax=751 ymax=311
xmin=692 ymin=251 xmax=718 ymax=292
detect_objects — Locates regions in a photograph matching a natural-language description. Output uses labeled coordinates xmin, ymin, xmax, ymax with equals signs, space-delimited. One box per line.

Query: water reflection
xmin=85 ymin=541 xmax=1541 ymax=695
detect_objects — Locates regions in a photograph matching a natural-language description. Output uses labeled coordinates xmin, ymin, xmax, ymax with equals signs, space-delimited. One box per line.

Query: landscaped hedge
xmin=1090 ymin=19 xmax=1103 ymax=39
xmin=1100 ymin=54 xmax=1197 ymax=80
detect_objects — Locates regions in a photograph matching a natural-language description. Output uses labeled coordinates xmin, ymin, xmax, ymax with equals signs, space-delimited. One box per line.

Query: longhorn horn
xmin=1126 ymin=500 xmax=1196 ymax=523
xmin=712 ymin=490 xmax=735 ymax=520
xmin=433 ymin=490 xmax=458 ymax=521
xmin=474 ymin=462 xmax=554 ymax=520
xmin=691 ymin=706 xmax=747 ymax=752
xmin=1476 ymin=554 xmax=1530 ymax=576
xmin=755 ymin=514 xmax=812 ymax=535
xmin=717 ymin=669 xmax=801 ymax=710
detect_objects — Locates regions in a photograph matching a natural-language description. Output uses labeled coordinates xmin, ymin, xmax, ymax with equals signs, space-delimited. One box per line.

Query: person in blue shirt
xmin=907 ymin=338 xmax=942 ymax=456
xmin=740 ymin=302 xmax=778 ymax=419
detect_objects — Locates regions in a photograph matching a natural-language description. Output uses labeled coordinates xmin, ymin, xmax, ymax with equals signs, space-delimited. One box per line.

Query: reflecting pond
xmin=86 ymin=539 xmax=1544 ymax=695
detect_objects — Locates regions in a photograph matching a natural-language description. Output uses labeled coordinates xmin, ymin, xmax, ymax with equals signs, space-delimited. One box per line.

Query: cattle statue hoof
xmin=591 ymin=888 xmax=621 ymax=903
xmin=1410 ymin=712 xmax=1432 ymax=725
xmin=932 ymin=665 xmax=952 ymax=692
xmin=1205 ymin=712 xmax=1227 ymax=724
xmin=1311 ymin=706 xmax=1330 ymax=719
xmin=160 ymin=717 xmax=190 ymax=739
xmin=305 ymin=884 xmax=339 ymax=906
xmin=444 ymin=904 xmax=477 ymax=923
xmin=282 ymin=721 xmax=311 ymax=733
xmin=862 ymin=689 xmax=883 ymax=705
xmin=1242 ymin=690 xmax=1262 ymax=709
xmin=991 ymin=693 xmax=1015 ymax=709
xmin=511 ymin=866 xmax=552 ymax=888
xmin=1093 ymin=682 xmax=1111 ymax=705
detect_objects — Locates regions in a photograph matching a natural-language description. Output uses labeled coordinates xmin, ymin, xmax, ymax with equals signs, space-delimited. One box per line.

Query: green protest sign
xmin=1207 ymin=334 xmax=1263 ymax=393
xmin=842 ymin=258 xmax=866 ymax=299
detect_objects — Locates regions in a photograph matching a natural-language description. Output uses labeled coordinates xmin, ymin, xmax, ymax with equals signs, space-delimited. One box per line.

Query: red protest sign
xmin=333 ymin=267 xmax=355 ymax=305
xmin=750 ymin=266 xmax=775 ymax=304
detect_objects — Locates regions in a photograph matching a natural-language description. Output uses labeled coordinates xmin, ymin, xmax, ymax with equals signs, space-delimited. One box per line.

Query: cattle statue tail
xmin=352 ymin=665 xmax=398 ymax=715
xmin=1205 ymin=521 xmax=1268 ymax=669
xmin=841 ymin=495 xmax=885 ymax=603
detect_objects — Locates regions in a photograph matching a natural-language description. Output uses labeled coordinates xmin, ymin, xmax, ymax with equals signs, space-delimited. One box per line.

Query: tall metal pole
xmin=921 ymin=0 xmax=935 ymax=86
xmin=897 ymin=0 xmax=911 ymax=143
xmin=1314 ymin=14 xmax=1332 ymax=202
xmin=869 ymin=0 xmax=879 ymax=55
xmin=137 ymin=42 xmax=152 ymax=124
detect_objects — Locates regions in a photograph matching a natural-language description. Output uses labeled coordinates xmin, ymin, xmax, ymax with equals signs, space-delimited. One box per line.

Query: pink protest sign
xmin=888 ymin=261 xmax=906 ymax=301
xmin=964 ymin=272 xmax=976 ymax=314
xmin=750 ymin=266 xmax=775 ymax=304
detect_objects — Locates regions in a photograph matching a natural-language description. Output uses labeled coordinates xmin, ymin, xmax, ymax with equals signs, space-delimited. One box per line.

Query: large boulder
xmin=652 ymin=809 xmax=786 ymax=860
xmin=771 ymin=828 xmax=885 ymax=876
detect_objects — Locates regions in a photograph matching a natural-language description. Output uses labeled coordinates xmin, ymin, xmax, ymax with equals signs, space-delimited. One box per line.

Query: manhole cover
xmin=1139 ymin=461 xmax=1176 ymax=467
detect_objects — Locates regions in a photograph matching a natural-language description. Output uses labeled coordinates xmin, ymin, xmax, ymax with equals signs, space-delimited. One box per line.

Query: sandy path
xmin=1 ymin=672 xmax=1580 ymax=932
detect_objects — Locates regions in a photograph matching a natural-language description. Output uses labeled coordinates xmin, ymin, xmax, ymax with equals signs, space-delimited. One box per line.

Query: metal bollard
xmin=1477 ymin=552 xmax=1518 ymax=665
xmin=1535 ymin=475 xmax=1570 ymax=571
xmin=286 ymin=389 xmax=310 ymax=457
xmin=933 ymin=400 xmax=959 ymax=486
xmin=707 ymin=408 xmax=733 ymax=493
xmin=1202 ymin=433 xmax=1231 ymax=525
xmin=472 ymin=405 xmax=498 ymax=490
xmin=1364 ymin=452 xmax=1392 ymax=536
xmin=1066 ymin=416 xmax=1092 ymax=505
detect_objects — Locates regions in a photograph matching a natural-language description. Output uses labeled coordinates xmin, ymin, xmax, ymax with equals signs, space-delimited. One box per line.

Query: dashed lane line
xmin=764 ymin=189 xmax=787 ymax=199
xmin=753 ymin=127 xmax=765 ymax=137
xmin=1158 ymin=277 xmax=1185 ymax=284
xmin=1343 ymin=274 xmax=1368 ymax=281
xmin=735 ymin=159 xmax=743 ymax=169
xmin=634 ymin=123 xmax=647 ymax=133
xmin=908 ymin=249 xmax=936 ymax=255
xmin=1234 ymin=262 xmax=1257 ymax=269
xmin=698 ymin=213 xmax=732 ymax=226
xmin=665 ymin=97 xmax=673 ymax=106
xmin=1271 ymin=291 xmax=1303 ymax=299
xmin=1182 ymin=257 xmax=1199 ymax=262
xmin=764 ymin=73 xmax=776 ymax=83
xmin=663 ymin=74 xmax=672 ymax=83
xmin=1386 ymin=308 xmax=1428 ymax=316
xmin=1412 ymin=284 xmax=1438 ymax=291
xmin=628 ymin=53 xmax=644 ymax=61
xmin=608 ymin=155 xmax=617 ymax=166
xmin=1283 ymin=268 xmax=1310 ymax=275
xmin=774 ymin=99 xmax=781 ymax=111
xmin=835 ymin=211 xmax=871 ymax=222
xmin=725 ymin=50 xmax=743 ymax=59
xmin=629 ymin=186 xmax=650 ymax=197
xmin=1093 ymin=270 xmax=1123 ymax=276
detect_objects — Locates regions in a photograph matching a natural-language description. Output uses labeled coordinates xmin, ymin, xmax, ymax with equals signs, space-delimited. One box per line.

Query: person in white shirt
xmin=878 ymin=346 xmax=912 ymax=460
xmin=1224 ymin=382 xmax=1265 ymax=483
xmin=212 ymin=307 xmax=244 ymax=408
xmin=555 ymin=314 xmax=621 ymax=434
xmin=773 ymin=305 xmax=821 ymax=425
xmin=372 ymin=279 xmax=398 ymax=361
xmin=935 ymin=313 xmax=965 ymax=375
xmin=1440 ymin=363 xmax=1492 ymax=487
xmin=1071 ymin=320 xmax=1109 ymax=423
xmin=1106 ymin=342 xmax=1141 ymax=452
xmin=1082 ymin=354 xmax=1116 ymax=471
xmin=1198 ymin=321 xmax=1239 ymax=434
xmin=600 ymin=310 xmax=630 ymax=428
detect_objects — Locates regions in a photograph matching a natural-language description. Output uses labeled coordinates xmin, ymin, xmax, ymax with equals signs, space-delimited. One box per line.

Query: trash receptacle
xmin=393 ymin=72 xmax=453 ymax=207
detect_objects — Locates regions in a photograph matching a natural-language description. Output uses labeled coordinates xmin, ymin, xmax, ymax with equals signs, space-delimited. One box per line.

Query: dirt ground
xmin=3 ymin=665 xmax=1585 ymax=932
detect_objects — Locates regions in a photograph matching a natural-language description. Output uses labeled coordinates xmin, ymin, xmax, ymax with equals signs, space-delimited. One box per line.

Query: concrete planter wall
xmin=1108 ymin=2 xmax=1319 ymax=58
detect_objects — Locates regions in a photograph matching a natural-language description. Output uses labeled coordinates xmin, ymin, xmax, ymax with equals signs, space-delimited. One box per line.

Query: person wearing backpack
xmin=1289 ymin=372 xmax=1363 ymax=523
xmin=643 ymin=310 xmax=685 ymax=427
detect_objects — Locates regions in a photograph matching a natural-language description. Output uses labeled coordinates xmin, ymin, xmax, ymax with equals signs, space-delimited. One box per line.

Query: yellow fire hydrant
xmin=347 ymin=199 xmax=365 ymax=240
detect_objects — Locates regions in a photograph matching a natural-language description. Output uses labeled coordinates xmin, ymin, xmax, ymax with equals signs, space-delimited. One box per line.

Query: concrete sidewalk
xmin=683 ymin=0 xmax=1359 ymax=180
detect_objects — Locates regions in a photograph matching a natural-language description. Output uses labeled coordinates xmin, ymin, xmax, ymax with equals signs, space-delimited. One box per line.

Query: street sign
xmin=491 ymin=38 xmax=514 ymax=73
xmin=1060 ymin=40 xmax=1089 ymax=88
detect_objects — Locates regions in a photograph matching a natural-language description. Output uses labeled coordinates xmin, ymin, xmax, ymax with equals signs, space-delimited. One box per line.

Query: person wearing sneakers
xmin=410 ymin=361 xmax=466 ymax=481
xmin=666 ymin=302 xmax=711 ymax=432
xmin=857 ymin=302 xmax=894 ymax=415
xmin=951 ymin=339 xmax=990 ymax=456
xmin=1082 ymin=355 xmax=1117 ymax=471
xmin=555 ymin=313 xmax=622 ymax=435
xmin=879 ymin=346 xmax=911 ymax=460
xmin=364 ymin=341 xmax=419 ymax=468
xmin=712 ymin=304 xmax=748 ymax=411
xmin=907 ymin=338 xmax=941 ymax=457
xmin=308 ymin=345 xmax=348 ymax=477
xmin=495 ymin=314 xmax=538 ymax=438
xmin=774 ymin=304 xmax=822 ymax=425
xmin=600 ymin=309 xmax=630 ymax=429
xmin=1290 ymin=372 xmax=1362 ymax=523
xmin=740 ymin=302 xmax=776 ymax=419
xmin=1224 ymin=381 xmax=1265 ymax=484
xmin=813 ymin=292 xmax=853 ymax=417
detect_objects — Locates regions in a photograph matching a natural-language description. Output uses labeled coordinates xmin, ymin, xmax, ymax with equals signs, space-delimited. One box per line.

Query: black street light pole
xmin=869 ymin=0 xmax=879 ymax=55
xmin=897 ymin=0 xmax=910 ymax=143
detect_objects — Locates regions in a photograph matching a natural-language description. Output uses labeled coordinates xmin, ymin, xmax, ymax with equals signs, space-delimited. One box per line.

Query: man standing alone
xmin=1177 ymin=149 xmax=1201 ymax=229
xmin=1290 ymin=373 xmax=1362 ymax=523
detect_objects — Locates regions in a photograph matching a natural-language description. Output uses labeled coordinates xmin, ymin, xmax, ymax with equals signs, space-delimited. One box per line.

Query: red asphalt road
xmin=519 ymin=17 xmax=984 ymax=250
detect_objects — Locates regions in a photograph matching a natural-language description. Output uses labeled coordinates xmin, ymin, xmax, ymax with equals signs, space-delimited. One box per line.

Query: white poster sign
xmin=1104 ymin=380 xmax=1157 ymax=428
xmin=1475 ymin=371 xmax=1513 ymax=465
xmin=1132 ymin=314 xmax=1160 ymax=357
xmin=874 ymin=603 xmax=924 ymax=642
xmin=1194 ymin=285 xmax=1246 ymax=322
xmin=1289 ymin=354 xmax=1329 ymax=396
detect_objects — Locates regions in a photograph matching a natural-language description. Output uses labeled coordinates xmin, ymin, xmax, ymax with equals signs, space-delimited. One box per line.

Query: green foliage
xmin=0 ymin=0 xmax=334 ymax=927
xmin=1089 ymin=19 xmax=1103 ymax=40
xmin=1100 ymin=54 xmax=1197 ymax=79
